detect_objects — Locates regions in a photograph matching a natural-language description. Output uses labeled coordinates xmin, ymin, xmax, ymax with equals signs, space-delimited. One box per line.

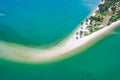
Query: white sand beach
xmin=0 ymin=20 xmax=120 ymax=63
xmin=0 ymin=0 xmax=120 ymax=63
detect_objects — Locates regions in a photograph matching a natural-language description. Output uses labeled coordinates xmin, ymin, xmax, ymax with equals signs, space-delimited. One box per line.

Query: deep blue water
xmin=0 ymin=0 xmax=99 ymax=47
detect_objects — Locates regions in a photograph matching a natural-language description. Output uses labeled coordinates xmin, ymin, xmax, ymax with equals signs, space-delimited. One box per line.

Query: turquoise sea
xmin=0 ymin=0 xmax=120 ymax=80
xmin=0 ymin=0 xmax=99 ymax=47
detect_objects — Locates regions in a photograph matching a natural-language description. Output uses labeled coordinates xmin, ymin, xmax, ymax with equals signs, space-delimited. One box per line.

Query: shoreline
xmin=0 ymin=1 xmax=120 ymax=63
xmin=0 ymin=20 xmax=120 ymax=64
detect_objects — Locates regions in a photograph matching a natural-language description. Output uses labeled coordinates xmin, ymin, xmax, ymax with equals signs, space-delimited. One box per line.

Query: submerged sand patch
xmin=0 ymin=20 xmax=120 ymax=64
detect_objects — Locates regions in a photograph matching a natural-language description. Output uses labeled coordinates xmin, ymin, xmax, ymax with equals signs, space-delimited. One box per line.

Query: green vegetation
xmin=87 ymin=25 xmax=94 ymax=33
xmin=76 ymin=0 xmax=120 ymax=38
xmin=89 ymin=0 xmax=120 ymax=32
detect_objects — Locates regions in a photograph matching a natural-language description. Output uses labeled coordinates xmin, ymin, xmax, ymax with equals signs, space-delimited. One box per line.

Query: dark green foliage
xmin=87 ymin=25 xmax=94 ymax=33
xmin=99 ymin=0 xmax=120 ymax=13
xmin=117 ymin=10 xmax=120 ymax=17
xmin=100 ymin=0 xmax=120 ymax=25
xmin=79 ymin=31 xmax=83 ymax=36
xmin=81 ymin=0 xmax=120 ymax=35
xmin=94 ymin=27 xmax=100 ymax=31
xmin=89 ymin=16 xmax=103 ymax=22
xmin=111 ymin=6 xmax=116 ymax=13
xmin=98 ymin=4 xmax=108 ymax=12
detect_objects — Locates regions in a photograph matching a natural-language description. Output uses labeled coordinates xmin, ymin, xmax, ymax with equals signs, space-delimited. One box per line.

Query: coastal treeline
xmin=76 ymin=0 xmax=120 ymax=39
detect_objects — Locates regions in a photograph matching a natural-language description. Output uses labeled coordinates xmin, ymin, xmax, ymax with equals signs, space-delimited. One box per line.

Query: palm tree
xmin=79 ymin=30 xmax=83 ymax=38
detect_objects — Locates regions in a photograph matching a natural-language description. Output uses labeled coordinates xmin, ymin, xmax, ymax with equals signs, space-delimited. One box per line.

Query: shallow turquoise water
xmin=1 ymin=0 xmax=120 ymax=80
xmin=0 ymin=0 xmax=99 ymax=47
xmin=0 ymin=27 xmax=120 ymax=80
